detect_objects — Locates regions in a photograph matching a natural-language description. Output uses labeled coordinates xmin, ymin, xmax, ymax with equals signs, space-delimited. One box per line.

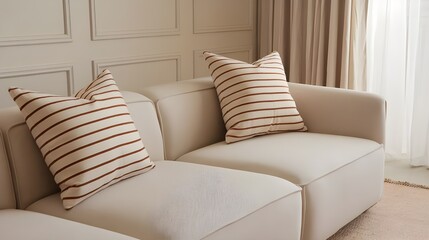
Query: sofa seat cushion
xmin=177 ymin=132 xmax=385 ymax=240
xmin=27 ymin=161 xmax=302 ymax=240
xmin=177 ymin=132 xmax=382 ymax=186
xmin=0 ymin=209 xmax=136 ymax=239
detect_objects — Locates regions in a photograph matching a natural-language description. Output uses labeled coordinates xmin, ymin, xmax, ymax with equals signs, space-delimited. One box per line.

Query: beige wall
xmin=0 ymin=0 xmax=257 ymax=108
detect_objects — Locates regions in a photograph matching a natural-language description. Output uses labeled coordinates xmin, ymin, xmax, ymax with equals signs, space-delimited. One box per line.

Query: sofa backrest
xmin=0 ymin=107 xmax=58 ymax=209
xmin=142 ymin=77 xmax=387 ymax=160
xmin=121 ymin=91 xmax=164 ymax=161
xmin=141 ymin=77 xmax=226 ymax=160
xmin=0 ymin=131 xmax=16 ymax=209
xmin=0 ymin=92 xmax=164 ymax=209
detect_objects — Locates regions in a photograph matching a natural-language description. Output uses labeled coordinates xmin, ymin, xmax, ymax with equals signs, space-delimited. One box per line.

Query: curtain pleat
xmin=258 ymin=0 xmax=367 ymax=90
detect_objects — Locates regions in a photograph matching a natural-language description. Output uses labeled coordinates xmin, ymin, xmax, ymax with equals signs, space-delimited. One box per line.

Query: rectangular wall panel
xmin=193 ymin=48 xmax=253 ymax=78
xmin=93 ymin=55 xmax=180 ymax=92
xmin=91 ymin=0 xmax=180 ymax=40
xmin=0 ymin=0 xmax=258 ymax=111
xmin=0 ymin=65 xmax=74 ymax=108
xmin=193 ymin=0 xmax=253 ymax=33
xmin=0 ymin=0 xmax=71 ymax=46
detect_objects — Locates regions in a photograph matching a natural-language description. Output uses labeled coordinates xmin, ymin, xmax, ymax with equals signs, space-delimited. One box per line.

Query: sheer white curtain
xmin=367 ymin=0 xmax=429 ymax=167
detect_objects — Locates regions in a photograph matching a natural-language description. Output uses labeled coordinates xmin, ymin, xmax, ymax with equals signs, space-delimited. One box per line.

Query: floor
xmin=384 ymin=159 xmax=429 ymax=186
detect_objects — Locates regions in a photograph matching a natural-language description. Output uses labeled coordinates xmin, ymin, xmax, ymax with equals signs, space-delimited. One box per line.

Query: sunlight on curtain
xmin=409 ymin=0 xmax=429 ymax=166
xmin=367 ymin=0 xmax=429 ymax=167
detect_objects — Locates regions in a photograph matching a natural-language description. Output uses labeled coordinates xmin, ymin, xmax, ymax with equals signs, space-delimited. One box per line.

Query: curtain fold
xmin=367 ymin=0 xmax=429 ymax=167
xmin=367 ymin=0 xmax=410 ymax=159
xmin=258 ymin=0 xmax=429 ymax=167
xmin=405 ymin=0 xmax=428 ymax=167
xmin=258 ymin=0 xmax=367 ymax=90
xmin=356 ymin=0 xmax=429 ymax=167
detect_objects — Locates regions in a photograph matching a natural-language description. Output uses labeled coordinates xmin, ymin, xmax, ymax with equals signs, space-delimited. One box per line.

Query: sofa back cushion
xmin=0 ymin=131 xmax=16 ymax=209
xmin=0 ymin=108 xmax=57 ymax=209
xmin=0 ymin=92 xmax=164 ymax=209
xmin=141 ymin=78 xmax=226 ymax=160
xmin=121 ymin=92 xmax=164 ymax=161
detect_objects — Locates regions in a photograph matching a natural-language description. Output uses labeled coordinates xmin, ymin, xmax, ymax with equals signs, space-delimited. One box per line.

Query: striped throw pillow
xmin=9 ymin=69 xmax=155 ymax=209
xmin=203 ymin=51 xmax=307 ymax=143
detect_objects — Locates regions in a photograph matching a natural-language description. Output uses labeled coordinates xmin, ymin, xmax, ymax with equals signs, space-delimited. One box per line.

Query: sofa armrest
xmin=289 ymin=83 xmax=386 ymax=145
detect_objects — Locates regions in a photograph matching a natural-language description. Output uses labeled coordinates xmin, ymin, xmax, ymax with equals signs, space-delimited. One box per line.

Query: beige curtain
xmin=258 ymin=0 xmax=367 ymax=90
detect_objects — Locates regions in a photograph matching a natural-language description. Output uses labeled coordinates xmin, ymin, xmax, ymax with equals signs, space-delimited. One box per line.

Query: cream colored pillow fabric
xmin=203 ymin=51 xmax=307 ymax=143
xmin=9 ymin=70 xmax=155 ymax=209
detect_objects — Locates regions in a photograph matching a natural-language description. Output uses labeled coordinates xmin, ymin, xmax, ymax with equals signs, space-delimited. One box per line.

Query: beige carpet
xmin=329 ymin=180 xmax=429 ymax=240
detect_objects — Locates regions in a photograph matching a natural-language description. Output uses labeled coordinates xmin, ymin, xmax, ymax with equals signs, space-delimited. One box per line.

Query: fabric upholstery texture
xmin=0 ymin=209 xmax=137 ymax=240
xmin=8 ymin=70 xmax=155 ymax=209
xmin=27 ymin=161 xmax=302 ymax=240
xmin=203 ymin=51 xmax=306 ymax=143
xmin=177 ymin=132 xmax=382 ymax=187
xmin=289 ymin=82 xmax=386 ymax=145
xmin=141 ymin=77 xmax=226 ymax=160
xmin=142 ymin=77 xmax=386 ymax=238
xmin=0 ymin=92 xmax=166 ymax=209
xmin=142 ymin=78 xmax=386 ymax=161
xmin=0 ymin=107 xmax=59 ymax=209
xmin=121 ymin=91 xmax=165 ymax=161
xmin=0 ymin=131 xmax=15 ymax=209
xmin=177 ymin=132 xmax=385 ymax=240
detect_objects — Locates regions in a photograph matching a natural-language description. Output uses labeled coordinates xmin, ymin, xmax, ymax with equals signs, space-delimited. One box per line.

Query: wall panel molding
xmin=92 ymin=54 xmax=181 ymax=89
xmin=90 ymin=0 xmax=180 ymax=40
xmin=92 ymin=55 xmax=181 ymax=78
xmin=193 ymin=0 xmax=254 ymax=33
xmin=0 ymin=64 xmax=74 ymax=108
xmin=193 ymin=47 xmax=253 ymax=78
xmin=0 ymin=64 xmax=74 ymax=94
xmin=0 ymin=0 xmax=72 ymax=47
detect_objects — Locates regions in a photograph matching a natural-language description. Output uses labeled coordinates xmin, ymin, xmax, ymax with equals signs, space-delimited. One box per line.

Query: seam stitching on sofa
xmin=301 ymin=144 xmax=384 ymax=186
xmin=6 ymin=123 xmax=27 ymax=209
xmin=156 ymin=87 xmax=215 ymax=102
xmin=126 ymin=99 xmax=165 ymax=161
xmin=154 ymin=89 xmax=218 ymax=160
xmin=300 ymin=188 xmax=307 ymax=239
xmin=0 ymin=130 xmax=16 ymax=208
xmin=200 ymin=189 xmax=302 ymax=239
xmin=124 ymin=99 xmax=152 ymax=104
xmin=154 ymin=101 xmax=169 ymax=160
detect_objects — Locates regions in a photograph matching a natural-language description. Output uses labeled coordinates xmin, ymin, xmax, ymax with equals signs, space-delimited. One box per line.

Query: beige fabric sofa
xmin=141 ymin=78 xmax=386 ymax=240
xmin=0 ymin=131 xmax=137 ymax=240
xmin=0 ymin=92 xmax=302 ymax=239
